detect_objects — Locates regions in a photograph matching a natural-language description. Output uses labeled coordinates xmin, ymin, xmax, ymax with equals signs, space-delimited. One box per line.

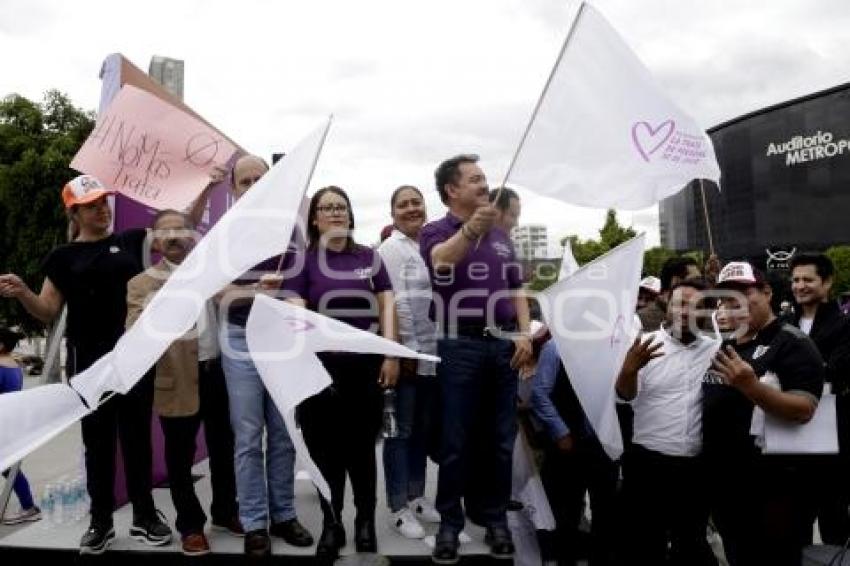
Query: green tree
xmin=0 ymin=90 xmax=95 ymax=332
xmin=558 ymin=209 xmax=636 ymax=265
xmin=642 ymin=246 xmax=678 ymax=277
xmin=826 ymin=245 xmax=850 ymax=297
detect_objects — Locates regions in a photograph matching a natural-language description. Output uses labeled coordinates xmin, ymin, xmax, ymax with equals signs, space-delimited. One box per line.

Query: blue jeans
xmin=382 ymin=374 xmax=437 ymax=511
xmin=435 ymin=336 xmax=518 ymax=534
xmin=1 ymin=366 xmax=35 ymax=510
xmin=222 ymin=324 xmax=296 ymax=532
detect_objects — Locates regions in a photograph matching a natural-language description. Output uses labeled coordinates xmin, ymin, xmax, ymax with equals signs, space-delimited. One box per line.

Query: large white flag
xmin=246 ymin=296 xmax=439 ymax=502
xmin=558 ymin=239 xmax=580 ymax=281
xmin=538 ymin=234 xmax=645 ymax=460
xmin=0 ymin=119 xmax=330 ymax=472
xmin=507 ymin=2 xmax=720 ymax=210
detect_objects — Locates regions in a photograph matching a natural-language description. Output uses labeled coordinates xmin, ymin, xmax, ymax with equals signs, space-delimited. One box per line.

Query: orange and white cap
xmin=61 ymin=175 xmax=114 ymax=209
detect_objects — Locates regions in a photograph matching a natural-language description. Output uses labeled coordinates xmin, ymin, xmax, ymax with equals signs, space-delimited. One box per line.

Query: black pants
xmin=73 ymin=344 xmax=156 ymax=526
xmin=708 ymin=454 xmax=815 ymax=566
xmin=298 ymin=353 xmax=382 ymax=524
xmin=540 ymin=434 xmax=619 ymax=566
xmin=813 ymin=394 xmax=850 ymax=545
xmin=160 ymin=358 xmax=237 ymax=535
xmin=622 ymin=444 xmax=716 ymax=566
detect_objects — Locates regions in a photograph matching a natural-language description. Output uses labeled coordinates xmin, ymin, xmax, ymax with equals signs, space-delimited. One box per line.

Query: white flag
xmin=72 ymin=118 xmax=332 ymax=407
xmin=0 ymin=120 xmax=331 ymax=471
xmin=0 ymin=384 xmax=91 ymax=472
xmin=558 ymin=239 xmax=580 ymax=281
xmin=538 ymin=234 xmax=646 ymax=460
xmin=507 ymin=2 xmax=720 ymax=210
xmin=246 ymin=295 xmax=439 ymax=502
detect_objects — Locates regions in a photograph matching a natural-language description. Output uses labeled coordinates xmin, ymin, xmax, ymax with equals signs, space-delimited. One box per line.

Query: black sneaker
xmin=431 ymin=530 xmax=459 ymax=565
xmin=484 ymin=525 xmax=515 ymax=560
xmin=129 ymin=509 xmax=173 ymax=546
xmin=80 ymin=522 xmax=116 ymax=555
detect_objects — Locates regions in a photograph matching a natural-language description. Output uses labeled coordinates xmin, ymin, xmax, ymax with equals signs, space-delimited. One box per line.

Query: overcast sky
xmin=2 ymin=0 xmax=849 ymax=251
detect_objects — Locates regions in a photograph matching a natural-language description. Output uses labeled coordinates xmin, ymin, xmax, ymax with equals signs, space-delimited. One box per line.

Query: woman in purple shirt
xmin=284 ymin=186 xmax=400 ymax=560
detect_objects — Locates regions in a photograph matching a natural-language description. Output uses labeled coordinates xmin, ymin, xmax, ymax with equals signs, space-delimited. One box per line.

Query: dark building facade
xmin=660 ymin=82 xmax=850 ymax=266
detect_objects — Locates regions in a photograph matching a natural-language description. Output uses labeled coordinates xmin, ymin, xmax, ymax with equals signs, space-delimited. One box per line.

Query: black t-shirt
xmin=702 ymin=318 xmax=825 ymax=459
xmin=42 ymin=229 xmax=147 ymax=359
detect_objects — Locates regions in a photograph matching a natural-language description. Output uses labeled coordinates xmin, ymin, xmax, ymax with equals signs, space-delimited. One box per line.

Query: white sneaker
xmin=409 ymin=497 xmax=440 ymax=523
xmin=389 ymin=507 xmax=425 ymax=539
xmin=2 ymin=506 xmax=41 ymax=525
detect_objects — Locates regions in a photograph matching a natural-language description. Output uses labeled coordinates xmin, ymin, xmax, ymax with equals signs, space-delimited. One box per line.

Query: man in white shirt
xmin=615 ymin=278 xmax=719 ymax=566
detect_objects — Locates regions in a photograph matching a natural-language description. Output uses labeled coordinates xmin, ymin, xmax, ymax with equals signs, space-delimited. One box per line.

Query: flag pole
xmin=698 ymin=179 xmax=716 ymax=256
xmin=493 ymin=0 xmax=588 ymax=203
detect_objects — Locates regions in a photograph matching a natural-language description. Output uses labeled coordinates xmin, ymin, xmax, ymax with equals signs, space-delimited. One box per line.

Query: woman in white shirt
xmin=377 ymin=185 xmax=441 ymax=539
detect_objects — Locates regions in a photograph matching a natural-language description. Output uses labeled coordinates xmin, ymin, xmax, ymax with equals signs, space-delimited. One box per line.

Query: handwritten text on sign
xmin=71 ymin=85 xmax=237 ymax=210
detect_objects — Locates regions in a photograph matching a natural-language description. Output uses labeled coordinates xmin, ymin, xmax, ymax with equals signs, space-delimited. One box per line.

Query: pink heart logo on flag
xmin=631 ymin=120 xmax=675 ymax=162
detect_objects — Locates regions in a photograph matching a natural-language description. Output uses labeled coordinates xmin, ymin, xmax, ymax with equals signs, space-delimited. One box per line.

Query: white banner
xmin=507 ymin=2 xmax=720 ymax=210
xmin=538 ymin=234 xmax=646 ymax=460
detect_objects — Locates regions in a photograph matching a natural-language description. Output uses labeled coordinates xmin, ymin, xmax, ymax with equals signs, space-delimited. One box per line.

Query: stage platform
xmin=0 ymin=443 xmax=498 ymax=565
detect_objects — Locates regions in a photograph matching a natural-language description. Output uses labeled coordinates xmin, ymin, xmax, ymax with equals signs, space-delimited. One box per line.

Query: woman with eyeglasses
xmin=284 ymin=185 xmax=400 ymax=561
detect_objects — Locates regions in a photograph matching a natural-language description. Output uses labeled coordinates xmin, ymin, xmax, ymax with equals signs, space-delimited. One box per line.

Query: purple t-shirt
xmin=420 ymin=212 xmax=522 ymax=328
xmin=283 ymin=245 xmax=393 ymax=332
xmin=226 ymin=254 xmax=287 ymax=327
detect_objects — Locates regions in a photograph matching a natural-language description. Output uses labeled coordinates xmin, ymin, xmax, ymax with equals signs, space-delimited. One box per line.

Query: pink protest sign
xmin=71 ymin=84 xmax=237 ymax=210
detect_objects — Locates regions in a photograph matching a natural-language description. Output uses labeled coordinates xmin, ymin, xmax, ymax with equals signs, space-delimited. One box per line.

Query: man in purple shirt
xmin=420 ymin=154 xmax=532 ymax=564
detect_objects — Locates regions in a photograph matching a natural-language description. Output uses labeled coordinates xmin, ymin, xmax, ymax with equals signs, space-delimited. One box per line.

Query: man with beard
xmin=790 ymin=253 xmax=850 ymax=545
xmin=616 ymin=279 xmax=718 ymax=566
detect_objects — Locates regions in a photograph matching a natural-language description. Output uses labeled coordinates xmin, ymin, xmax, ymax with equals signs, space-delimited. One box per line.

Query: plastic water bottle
xmin=382 ymin=389 xmax=399 ymax=438
xmin=40 ymin=483 xmax=56 ymax=527
xmin=53 ymin=480 xmax=67 ymax=525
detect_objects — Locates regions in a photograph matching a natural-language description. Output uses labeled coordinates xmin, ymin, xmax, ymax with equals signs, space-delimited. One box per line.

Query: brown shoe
xmin=212 ymin=516 xmax=245 ymax=537
xmin=181 ymin=532 xmax=211 ymax=556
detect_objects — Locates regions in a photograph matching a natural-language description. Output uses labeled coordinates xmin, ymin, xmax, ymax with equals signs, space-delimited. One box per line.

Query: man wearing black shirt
xmin=703 ymin=262 xmax=824 ymax=566
xmin=790 ymin=253 xmax=850 ymax=545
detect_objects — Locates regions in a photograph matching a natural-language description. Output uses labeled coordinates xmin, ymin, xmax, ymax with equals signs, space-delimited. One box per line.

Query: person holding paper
xmin=284 ymin=185 xmax=399 ymax=561
xmin=377 ymin=185 xmax=440 ymax=540
xmin=126 ymin=210 xmax=241 ymax=556
xmin=215 ymin=155 xmax=314 ymax=557
xmin=615 ymin=278 xmax=718 ymax=566
xmin=0 ymin=174 xmax=174 ymax=554
xmin=420 ymin=154 xmax=532 ymax=564
xmin=789 ymin=253 xmax=850 ymax=545
xmin=703 ymin=261 xmax=824 ymax=566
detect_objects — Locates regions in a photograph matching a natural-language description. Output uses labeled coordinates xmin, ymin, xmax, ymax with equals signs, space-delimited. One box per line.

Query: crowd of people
xmin=0 ymin=152 xmax=847 ymax=566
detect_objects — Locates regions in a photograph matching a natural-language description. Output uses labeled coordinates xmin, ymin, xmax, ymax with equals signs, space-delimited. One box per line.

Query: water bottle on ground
xmin=39 ymin=483 xmax=56 ymax=527
xmin=382 ymin=389 xmax=399 ymax=438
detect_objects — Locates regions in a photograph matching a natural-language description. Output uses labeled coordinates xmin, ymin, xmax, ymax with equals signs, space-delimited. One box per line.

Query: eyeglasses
xmin=317 ymin=204 xmax=348 ymax=216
